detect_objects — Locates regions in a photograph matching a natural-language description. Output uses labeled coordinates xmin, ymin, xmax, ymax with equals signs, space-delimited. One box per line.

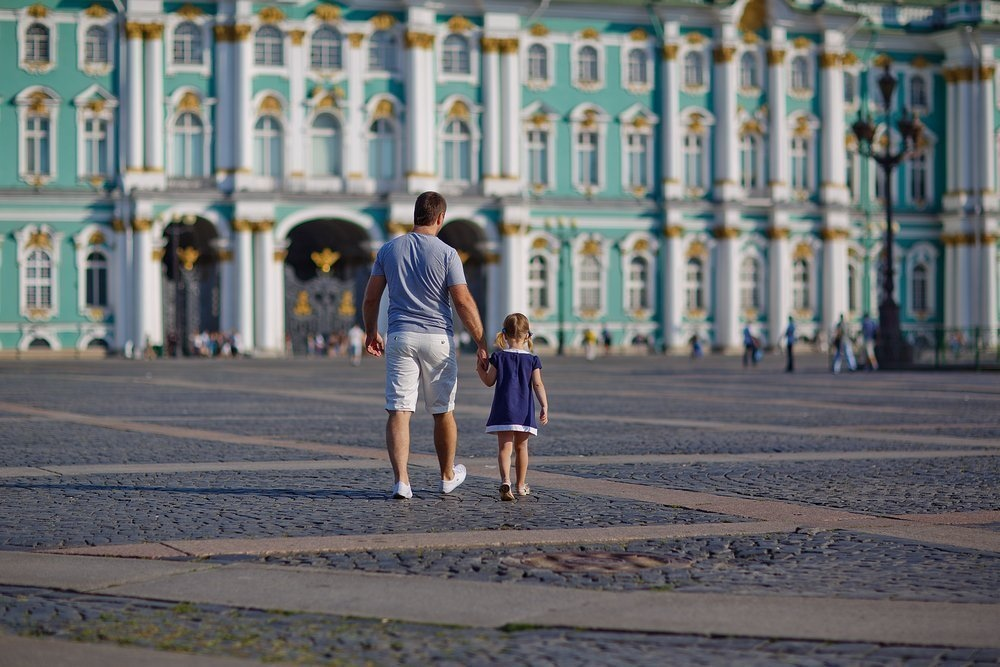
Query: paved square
xmin=0 ymin=354 xmax=998 ymax=666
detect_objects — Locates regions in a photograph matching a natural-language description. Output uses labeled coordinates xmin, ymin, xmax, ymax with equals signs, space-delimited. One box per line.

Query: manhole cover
xmin=513 ymin=551 xmax=686 ymax=573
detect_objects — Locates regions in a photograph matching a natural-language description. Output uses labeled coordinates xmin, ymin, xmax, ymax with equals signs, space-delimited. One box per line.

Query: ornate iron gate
xmin=284 ymin=267 xmax=358 ymax=355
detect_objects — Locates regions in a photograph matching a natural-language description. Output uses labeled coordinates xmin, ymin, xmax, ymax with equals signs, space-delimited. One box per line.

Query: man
xmin=742 ymin=324 xmax=758 ymax=367
xmin=861 ymin=312 xmax=878 ymax=371
xmin=784 ymin=316 xmax=796 ymax=372
xmin=362 ymin=192 xmax=489 ymax=500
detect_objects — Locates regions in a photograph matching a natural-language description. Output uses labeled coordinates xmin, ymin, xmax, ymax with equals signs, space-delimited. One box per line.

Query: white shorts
xmin=384 ymin=332 xmax=457 ymax=414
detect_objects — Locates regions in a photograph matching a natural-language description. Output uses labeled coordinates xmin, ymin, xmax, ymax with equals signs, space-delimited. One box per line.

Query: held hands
xmin=539 ymin=406 xmax=548 ymax=425
xmin=365 ymin=331 xmax=384 ymax=357
xmin=476 ymin=345 xmax=489 ymax=372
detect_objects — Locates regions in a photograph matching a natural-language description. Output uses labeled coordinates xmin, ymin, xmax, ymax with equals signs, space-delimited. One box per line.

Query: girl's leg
xmin=496 ymin=432 xmax=513 ymax=483
xmin=514 ymin=432 xmax=531 ymax=494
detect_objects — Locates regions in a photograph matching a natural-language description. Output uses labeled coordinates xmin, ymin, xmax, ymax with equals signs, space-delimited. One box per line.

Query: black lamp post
xmin=544 ymin=217 xmax=577 ymax=356
xmin=851 ymin=63 xmax=924 ymax=369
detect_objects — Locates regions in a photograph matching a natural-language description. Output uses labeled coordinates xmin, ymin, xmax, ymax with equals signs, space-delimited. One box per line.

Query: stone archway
xmin=439 ymin=220 xmax=489 ymax=349
xmin=161 ymin=216 xmax=220 ymax=356
xmin=284 ymin=219 xmax=371 ymax=356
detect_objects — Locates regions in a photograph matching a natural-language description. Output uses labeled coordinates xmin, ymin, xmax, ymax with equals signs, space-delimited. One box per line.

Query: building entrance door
xmin=439 ymin=220 xmax=489 ymax=350
xmin=161 ymin=216 xmax=220 ymax=356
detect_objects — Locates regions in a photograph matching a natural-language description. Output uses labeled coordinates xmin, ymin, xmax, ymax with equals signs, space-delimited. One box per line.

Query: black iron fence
xmin=903 ymin=326 xmax=1000 ymax=370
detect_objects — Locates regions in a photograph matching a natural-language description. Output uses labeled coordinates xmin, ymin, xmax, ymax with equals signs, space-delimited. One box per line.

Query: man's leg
xmin=386 ymin=410 xmax=412 ymax=485
xmin=432 ymin=411 xmax=458 ymax=481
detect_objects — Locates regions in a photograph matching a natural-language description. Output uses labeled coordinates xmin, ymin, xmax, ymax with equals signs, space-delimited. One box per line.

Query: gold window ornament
xmin=373 ymin=99 xmax=394 ymax=119
xmin=448 ymin=16 xmax=473 ymax=32
xmin=314 ymin=3 xmax=341 ymax=23
xmin=581 ymin=27 xmax=599 ymax=40
xmin=258 ymin=6 xmax=285 ymax=24
xmin=311 ymin=248 xmax=340 ymax=273
xmin=371 ymin=14 xmax=396 ymax=31
xmin=529 ymin=23 xmax=549 ymax=37
xmin=293 ymin=291 xmax=312 ymax=316
xmin=449 ymin=100 xmax=470 ymax=120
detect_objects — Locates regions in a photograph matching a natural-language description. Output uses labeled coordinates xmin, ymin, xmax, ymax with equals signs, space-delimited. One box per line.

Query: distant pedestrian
xmin=784 ymin=316 xmax=796 ymax=372
xmin=601 ymin=327 xmax=612 ymax=355
xmin=477 ymin=313 xmax=548 ymax=501
xmin=742 ymin=324 xmax=758 ymax=367
xmin=690 ymin=334 xmax=703 ymax=358
xmin=583 ymin=329 xmax=598 ymax=361
xmin=832 ymin=314 xmax=857 ymax=374
xmin=348 ymin=324 xmax=364 ymax=366
xmin=861 ymin=313 xmax=878 ymax=371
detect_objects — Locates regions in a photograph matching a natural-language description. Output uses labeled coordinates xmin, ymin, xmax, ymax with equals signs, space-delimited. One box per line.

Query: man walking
xmin=362 ymin=192 xmax=489 ymax=499
xmin=861 ymin=312 xmax=878 ymax=371
xmin=784 ymin=316 xmax=796 ymax=372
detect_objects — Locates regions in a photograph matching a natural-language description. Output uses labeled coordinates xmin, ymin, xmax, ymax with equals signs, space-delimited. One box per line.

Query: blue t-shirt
xmin=371 ymin=232 xmax=467 ymax=336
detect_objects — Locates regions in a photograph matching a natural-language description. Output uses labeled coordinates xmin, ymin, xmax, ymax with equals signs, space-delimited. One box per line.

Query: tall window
xmin=255 ymin=26 xmax=284 ymax=66
xmin=442 ymin=34 xmax=469 ymax=74
xmin=910 ymin=75 xmax=928 ymax=111
xmin=441 ymin=119 xmax=471 ymax=183
xmin=739 ymin=257 xmax=761 ymax=311
xmin=685 ymin=258 xmax=704 ymax=311
xmin=368 ymin=119 xmax=396 ymax=180
xmin=85 ymin=26 xmax=109 ymax=65
xmin=170 ymin=112 xmax=205 ymax=177
xmin=311 ymin=27 xmax=342 ymax=70
xmin=173 ymin=22 xmax=202 ymax=65
xmin=310 ymin=113 xmax=341 ymax=177
xmin=844 ymin=72 xmax=857 ymax=105
xmin=527 ymin=44 xmax=547 ymax=82
xmin=577 ymin=45 xmax=599 ymax=84
xmin=25 ymin=23 xmax=50 ymax=63
xmin=25 ymin=249 xmax=52 ymax=309
xmin=683 ymin=52 xmax=703 ymax=86
xmin=790 ymin=55 xmax=809 ymax=90
xmin=792 ymin=259 xmax=810 ymax=310
xmin=369 ymin=31 xmax=396 ymax=72
xmin=625 ymin=130 xmax=649 ymax=190
xmin=683 ymin=133 xmax=704 ymax=191
xmin=528 ymin=255 xmax=549 ymax=310
xmin=739 ymin=52 xmax=756 ymax=89
xmin=85 ymin=251 xmax=108 ymax=308
xmin=790 ymin=135 xmax=809 ymax=191
xmin=25 ymin=113 xmax=50 ymax=176
xmin=578 ymin=254 xmax=602 ymax=311
xmin=627 ymin=48 xmax=648 ymax=86
xmin=740 ymin=133 xmax=762 ymax=192
xmin=82 ymin=117 xmax=109 ymax=177
xmin=911 ymin=263 xmax=929 ymax=312
xmin=253 ymin=115 xmax=283 ymax=178
xmin=910 ymin=152 xmax=928 ymax=204
xmin=527 ymin=128 xmax=549 ymax=187
xmin=627 ymin=256 xmax=649 ymax=310
xmin=576 ymin=129 xmax=598 ymax=187
xmin=848 ymin=262 xmax=859 ymax=313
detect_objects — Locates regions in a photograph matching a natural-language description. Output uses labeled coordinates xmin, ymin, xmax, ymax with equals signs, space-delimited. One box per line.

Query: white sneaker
xmin=440 ymin=464 xmax=467 ymax=494
xmin=391 ymin=481 xmax=412 ymax=499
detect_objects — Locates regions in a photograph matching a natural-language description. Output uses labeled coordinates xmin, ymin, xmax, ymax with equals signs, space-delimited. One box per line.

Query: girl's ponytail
xmin=494 ymin=330 xmax=507 ymax=350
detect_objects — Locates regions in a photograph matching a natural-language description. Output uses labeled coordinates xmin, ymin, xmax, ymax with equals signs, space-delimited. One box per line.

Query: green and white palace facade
xmin=1 ymin=0 xmax=998 ymax=356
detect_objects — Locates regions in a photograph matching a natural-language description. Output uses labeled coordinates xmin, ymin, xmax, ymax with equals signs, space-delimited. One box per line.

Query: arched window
xmin=85 ymin=251 xmax=108 ymax=308
xmin=740 ymin=133 xmax=762 ymax=192
xmin=685 ymin=258 xmax=704 ymax=311
xmin=683 ymin=132 xmax=704 ymax=191
xmin=368 ymin=118 xmax=396 ymax=180
xmin=255 ymin=26 xmax=284 ymax=66
xmin=790 ymin=135 xmax=810 ymax=191
xmin=576 ymin=128 xmax=599 ymax=187
xmin=627 ymin=48 xmax=648 ymax=86
xmin=441 ymin=34 xmax=469 ymax=74
xmin=910 ymin=152 xmax=928 ymax=204
xmin=739 ymin=257 xmax=761 ymax=311
xmin=527 ymin=128 xmax=549 ymax=187
xmin=844 ymin=72 xmax=857 ymax=105
xmin=173 ymin=22 xmax=202 ymax=65
xmin=25 ymin=249 xmax=52 ymax=309
xmin=911 ymin=263 xmax=929 ymax=312
xmin=627 ymin=256 xmax=649 ymax=310
xmin=528 ymin=255 xmax=549 ymax=310
xmin=311 ymin=27 xmax=342 ymax=70
xmin=578 ymin=254 xmax=602 ymax=311
xmin=369 ymin=31 xmax=396 ymax=72
xmin=790 ymin=56 xmax=809 ymax=90
xmin=171 ymin=111 xmax=205 ymax=177
xmin=82 ymin=117 xmax=109 ymax=177
xmin=683 ymin=51 xmax=703 ymax=87
xmin=253 ymin=115 xmax=283 ymax=177
xmin=441 ymin=119 xmax=471 ymax=183
xmin=25 ymin=23 xmax=50 ymax=63
xmin=739 ymin=52 xmax=756 ymax=89
xmin=792 ymin=259 xmax=810 ymax=310
xmin=625 ymin=129 xmax=650 ymax=190
xmin=527 ymin=44 xmax=547 ymax=82
xmin=310 ymin=113 xmax=341 ymax=177
xmin=25 ymin=113 xmax=50 ymax=176
xmin=85 ymin=26 xmax=109 ymax=65
xmin=910 ymin=75 xmax=928 ymax=111
xmin=577 ymin=45 xmax=599 ymax=83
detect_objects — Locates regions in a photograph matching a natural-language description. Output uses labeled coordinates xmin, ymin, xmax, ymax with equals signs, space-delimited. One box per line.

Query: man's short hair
xmin=414 ymin=191 xmax=447 ymax=226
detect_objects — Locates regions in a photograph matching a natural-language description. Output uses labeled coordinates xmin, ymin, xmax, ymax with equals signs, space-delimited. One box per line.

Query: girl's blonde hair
xmin=495 ymin=312 xmax=533 ymax=351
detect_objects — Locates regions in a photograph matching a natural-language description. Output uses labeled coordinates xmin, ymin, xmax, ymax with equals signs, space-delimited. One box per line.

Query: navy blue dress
xmin=485 ymin=348 xmax=542 ymax=435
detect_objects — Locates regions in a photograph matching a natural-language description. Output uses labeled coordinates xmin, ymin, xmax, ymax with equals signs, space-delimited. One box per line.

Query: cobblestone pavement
xmin=1 ymin=355 xmax=998 ymax=665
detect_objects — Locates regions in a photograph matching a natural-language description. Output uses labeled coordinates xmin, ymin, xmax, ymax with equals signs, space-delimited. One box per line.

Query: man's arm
xmin=362 ymin=274 xmax=387 ymax=357
xmin=449 ymin=283 xmax=488 ymax=369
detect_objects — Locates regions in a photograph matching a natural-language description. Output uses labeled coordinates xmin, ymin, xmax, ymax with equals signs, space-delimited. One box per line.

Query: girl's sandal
xmin=499 ymin=483 xmax=516 ymax=502
xmin=517 ymin=485 xmax=531 ymax=496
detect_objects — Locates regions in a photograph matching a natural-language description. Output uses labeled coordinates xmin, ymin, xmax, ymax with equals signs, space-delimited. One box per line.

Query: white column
xmin=481 ymin=39 xmax=502 ymax=190
xmin=143 ymin=24 xmax=164 ymax=174
xmin=713 ymin=41 xmax=740 ymax=201
xmin=958 ymin=67 xmax=974 ymax=200
xmin=288 ymin=30 xmax=306 ymax=185
xmin=113 ymin=217 xmax=132 ymax=350
xmin=132 ymin=220 xmax=150 ymax=349
xmin=499 ymin=223 xmax=526 ymax=319
xmin=768 ymin=226 xmax=792 ymax=346
xmin=661 ymin=30 xmax=682 ymax=200
xmin=820 ymin=49 xmax=847 ymax=204
xmin=125 ymin=22 xmax=144 ymax=172
xmin=500 ymin=39 xmax=521 ymax=182
xmin=273 ymin=241 xmax=287 ymax=355
xmin=254 ymin=223 xmax=276 ymax=353
xmin=214 ymin=25 xmax=234 ymax=187
xmin=234 ymin=221 xmax=254 ymax=350
xmin=945 ymin=68 xmax=958 ymax=197
xmin=822 ymin=227 xmax=849 ymax=335
xmin=983 ymin=236 xmax=998 ymax=344
xmin=404 ymin=20 xmax=437 ymax=193
xmin=957 ymin=242 xmax=973 ymax=328
xmin=345 ymin=31 xmax=366 ymax=191
xmin=714 ymin=229 xmax=740 ymax=351
xmin=216 ymin=241 xmax=235 ymax=333
xmin=768 ymin=38 xmax=790 ymax=202
xmin=662 ymin=223 xmax=684 ymax=350
xmin=944 ymin=238 xmax=957 ymax=329
xmin=234 ymin=25 xmax=254 ymax=180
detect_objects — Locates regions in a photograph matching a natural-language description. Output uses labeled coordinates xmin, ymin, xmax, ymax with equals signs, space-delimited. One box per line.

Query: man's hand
xmin=476 ymin=345 xmax=488 ymax=371
xmin=366 ymin=331 xmax=384 ymax=357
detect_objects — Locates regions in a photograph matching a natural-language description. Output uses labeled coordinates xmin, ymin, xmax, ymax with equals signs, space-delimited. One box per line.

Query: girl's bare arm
xmin=477 ymin=361 xmax=497 ymax=386
xmin=531 ymin=369 xmax=548 ymax=424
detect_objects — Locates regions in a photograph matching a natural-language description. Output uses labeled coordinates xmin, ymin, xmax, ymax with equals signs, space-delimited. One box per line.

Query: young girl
xmin=477 ymin=313 xmax=548 ymax=501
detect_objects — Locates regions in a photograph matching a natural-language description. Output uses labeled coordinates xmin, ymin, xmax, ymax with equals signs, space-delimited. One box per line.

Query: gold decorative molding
xmin=632 ymin=115 xmax=649 ymax=129
xmin=580 ymin=239 xmax=602 ymax=256
xmin=793 ymin=116 xmax=812 ymax=138
xmin=912 ymin=55 xmax=929 ymax=69
xmin=373 ymin=99 xmax=394 ymax=119
xmin=177 ymin=91 xmax=200 ymax=112
xmin=581 ymin=109 xmax=599 ymax=129
xmin=942 ymin=68 xmax=957 ymax=84
xmin=739 ymin=119 xmax=763 ymax=136
xmin=499 ymin=222 xmax=525 ymax=236
xmin=87 ymin=99 xmax=106 ymax=113
xmin=662 ymin=44 xmax=678 ymax=61
xmin=792 ymin=36 xmax=811 ymax=49
xmin=629 ymin=28 xmax=647 ymax=42
xmin=982 ymin=65 xmax=996 ymax=80
xmin=338 ymin=291 xmax=356 ymax=316
xmin=151 ymin=248 xmax=165 ymax=261
xmin=448 ymin=15 xmax=473 ymax=33
xmin=258 ymin=6 xmax=285 ymax=24
xmin=273 ymin=249 xmax=288 ymax=263
xmin=531 ymin=237 xmax=551 ymax=250
xmin=529 ymin=23 xmax=549 ymax=37
xmin=448 ymin=100 xmax=470 ymax=120
xmin=686 ymin=240 xmax=707 ymax=259
xmin=371 ymin=14 xmax=396 ymax=31
xmin=314 ymin=3 xmax=341 ymax=22
xmin=819 ymin=52 xmax=841 ymax=69
xmin=258 ymin=95 xmax=282 ymax=114
xmin=714 ymin=46 xmax=737 ymax=63
xmin=663 ymin=225 xmax=683 ymax=238
xmin=84 ymin=3 xmax=109 ymax=18
xmin=132 ymin=218 xmax=152 ymax=232
xmin=405 ymin=31 xmax=434 ymax=50
xmin=88 ymin=231 xmax=106 ymax=246
xmin=234 ymin=24 xmax=252 ymax=41
xmin=27 ymin=230 xmax=52 ymax=250
xmin=820 ymin=228 xmax=850 ymax=241
xmin=217 ymin=249 xmax=233 ymax=262
xmin=687 ymin=112 xmax=706 ymax=135
xmin=953 ymin=67 xmax=974 ymax=82
xmin=252 ymin=220 xmax=274 ymax=232
xmin=632 ymin=238 xmax=650 ymax=252
xmin=873 ymin=53 xmax=892 ymax=68
xmin=766 ymin=227 xmax=790 ymax=240
xmin=686 ymin=32 xmax=706 ymax=45
xmin=126 ymin=21 xmax=144 ymax=39
xmin=111 ymin=218 xmax=125 ymax=232
xmin=581 ymin=27 xmax=599 ymax=40
xmin=481 ymin=37 xmax=500 ymax=53
xmin=176 ymin=3 xmax=202 ymax=19
xmin=767 ymin=49 xmax=785 ymax=65
xmin=311 ymin=248 xmax=340 ymax=273
xmin=288 ymin=29 xmax=305 ymax=46
xmin=499 ymin=38 xmax=519 ymax=54
xmin=742 ymin=32 xmax=760 ymax=45
xmin=841 ymin=52 xmax=859 ymax=67
xmin=348 ymin=32 xmax=364 ymax=48
xmin=231 ymin=218 xmax=252 ymax=233
xmin=713 ymin=227 xmax=740 ymax=240
xmin=27 ymin=4 xmax=48 ymax=18
xmin=143 ymin=23 xmax=163 ymax=40
xmin=177 ymin=246 xmax=199 ymax=271
xmin=793 ymin=242 xmax=813 ymax=260
xmin=293 ymin=291 xmax=312 ymax=316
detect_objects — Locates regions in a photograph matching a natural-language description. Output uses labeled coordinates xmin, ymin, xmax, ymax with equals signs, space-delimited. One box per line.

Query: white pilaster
xmin=114 ymin=217 xmax=131 ymax=351
xmin=273 ymin=240 xmax=287 ymax=355
xmin=125 ymin=22 xmax=144 ymax=174
xmin=768 ymin=35 xmax=790 ymax=202
xmin=945 ymin=67 xmax=958 ymax=199
xmin=958 ymin=69 xmax=974 ymax=199
xmin=820 ymin=45 xmax=848 ymax=205
xmin=405 ymin=9 xmax=438 ymax=193
xmin=214 ymin=25 xmax=234 ymax=190
xmin=288 ymin=30 xmax=306 ymax=187
xmin=944 ymin=239 xmax=957 ymax=329
xmin=768 ymin=216 xmax=792 ymax=346
xmin=661 ymin=25 xmax=682 ymax=200
xmin=957 ymin=242 xmax=973 ymax=328
xmin=481 ymin=39 xmax=501 ymax=190
xmin=254 ymin=224 xmax=276 ymax=353
xmin=983 ymin=236 xmax=998 ymax=344
xmin=234 ymin=222 xmax=254 ymax=350
xmin=713 ymin=36 xmax=740 ymax=201
xmin=714 ymin=228 xmax=740 ymax=351
xmin=234 ymin=25 xmax=254 ymax=186
xmin=143 ymin=24 xmax=164 ymax=179
xmin=981 ymin=63 xmax=996 ymax=208
xmin=500 ymin=39 xmax=521 ymax=185
xmin=822 ymin=222 xmax=850 ymax=336
xmin=345 ymin=31 xmax=366 ymax=192
xmin=662 ymin=221 xmax=684 ymax=350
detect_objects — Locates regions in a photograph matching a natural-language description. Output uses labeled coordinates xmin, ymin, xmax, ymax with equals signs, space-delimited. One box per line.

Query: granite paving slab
xmin=537 ymin=457 xmax=1000 ymax=515
xmin=0 ymin=469 xmax=743 ymax=550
